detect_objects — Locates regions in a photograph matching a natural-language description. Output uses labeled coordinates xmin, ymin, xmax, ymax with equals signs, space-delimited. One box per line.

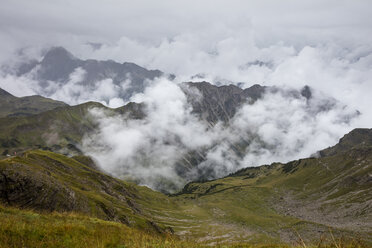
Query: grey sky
xmin=1 ymin=0 xmax=371 ymax=54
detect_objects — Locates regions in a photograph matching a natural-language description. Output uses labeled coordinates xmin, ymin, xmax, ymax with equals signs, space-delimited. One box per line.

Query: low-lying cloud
xmin=0 ymin=67 xmax=129 ymax=108
xmin=81 ymin=78 xmax=359 ymax=192
xmin=82 ymin=79 xmax=214 ymax=191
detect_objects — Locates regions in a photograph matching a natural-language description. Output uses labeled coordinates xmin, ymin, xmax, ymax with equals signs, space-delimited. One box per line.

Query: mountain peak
xmin=38 ymin=47 xmax=80 ymax=81
xmin=319 ymin=128 xmax=372 ymax=157
xmin=243 ymin=84 xmax=267 ymax=101
xmin=42 ymin=47 xmax=76 ymax=63
xmin=15 ymin=46 xmax=164 ymax=97
xmin=301 ymin=85 xmax=312 ymax=99
xmin=0 ymin=88 xmax=14 ymax=98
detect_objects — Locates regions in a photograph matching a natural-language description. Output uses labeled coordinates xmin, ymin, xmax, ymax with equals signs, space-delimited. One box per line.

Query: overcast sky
xmin=1 ymin=0 xmax=371 ymax=60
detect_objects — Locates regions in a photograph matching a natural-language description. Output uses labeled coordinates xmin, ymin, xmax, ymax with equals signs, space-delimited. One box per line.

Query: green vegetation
xmin=0 ymin=204 xmax=200 ymax=248
xmin=0 ymin=100 xmax=143 ymax=157
xmin=0 ymin=88 xmax=67 ymax=118
xmin=0 ymin=204 xmax=367 ymax=248
xmin=1 ymin=142 xmax=371 ymax=246
xmin=0 ymin=150 xmax=173 ymax=233
xmin=0 ymin=92 xmax=370 ymax=248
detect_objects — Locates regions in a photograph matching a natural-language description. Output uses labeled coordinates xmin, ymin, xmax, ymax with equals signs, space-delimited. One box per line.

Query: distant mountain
xmin=0 ymin=88 xmax=67 ymax=118
xmin=15 ymin=47 xmax=169 ymax=102
xmin=183 ymin=82 xmax=329 ymax=124
xmin=0 ymin=82 xmax=360 ymax=192
xmin=0 ymin=82 xmax=310 ymax=156
xmin=0 ymin=100 xmax=144 ymax=157
xmin=183 ymin=81 xmax=267 ymax=123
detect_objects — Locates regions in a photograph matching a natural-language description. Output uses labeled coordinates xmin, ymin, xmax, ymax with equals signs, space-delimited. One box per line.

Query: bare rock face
xmin=183 ymin=81 xmax=267 ymax=123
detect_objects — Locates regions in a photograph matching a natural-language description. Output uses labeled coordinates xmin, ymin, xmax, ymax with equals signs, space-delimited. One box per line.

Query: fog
xmin=80 ymin=78 xmax=358 ymax=192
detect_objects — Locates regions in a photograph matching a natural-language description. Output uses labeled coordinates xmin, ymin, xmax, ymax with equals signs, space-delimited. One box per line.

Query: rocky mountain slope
xmin=183 ymin=81 xmax=267 ymax=123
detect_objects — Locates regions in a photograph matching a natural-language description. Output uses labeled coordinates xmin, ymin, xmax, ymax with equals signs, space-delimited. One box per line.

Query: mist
xmin=79 ymin=78 xmax=359 ymax=192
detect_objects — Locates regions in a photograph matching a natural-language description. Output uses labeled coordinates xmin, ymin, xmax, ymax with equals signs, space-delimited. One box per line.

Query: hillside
xmin=173 ymin=129 xmax=372 ymax=244
xmin=0 ymin=204 xmax=202 ymax=248
xmin=0 ymin=88 xmax=67 ymax=118
xmin=0 ymin=129 xmax=371 ymax=246
xmin=0 ymin=150 xmax=173 ymax=234
xmin=0 ymin=98 xmax=144 ymax=157
xmin=0 ymin=83 xmax=362 ymax=192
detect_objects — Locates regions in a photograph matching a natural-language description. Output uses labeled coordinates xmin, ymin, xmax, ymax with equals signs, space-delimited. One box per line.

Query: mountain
xmin=15 ymin=47 xmax=168 ymax=102
xmin=183 ymin=82 xmax=335 ymax=124
xmin=0 ymin=150 xmax=172 ymax=234
xmin=319 ymin=128 xmax=372 ymax=157
xmin=0 ymin=128 xmax=371 ymax=246
xmin=183 ymin=81 xmax=267 ymax=123
xmin=0 ymin=88 xmax=67 ymax=118
xmin=0 ymin=100 xmax=144 ymax=157
xmin=0 ymin=82 xmax=360 ymax=192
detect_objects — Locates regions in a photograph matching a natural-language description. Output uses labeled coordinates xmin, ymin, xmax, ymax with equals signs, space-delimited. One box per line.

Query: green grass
xmin=0 ymin=101 xmax=126 ymax=157
xmin=0 ymin=148 xmax=371 ymax=246
xmin=0 ymin=204 xmax=202 ymax=248
xmin=0 ymin=204 xmax=367 ymax=248
xmin=0 ymin=150 xmax=171 ymax=233
xmin=0 ymin=90 xmax=67 ymax=118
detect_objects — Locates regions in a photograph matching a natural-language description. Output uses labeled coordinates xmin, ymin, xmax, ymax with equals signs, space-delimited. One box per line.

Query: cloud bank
xmin=81 ymin=78 xmax=358 ymax=192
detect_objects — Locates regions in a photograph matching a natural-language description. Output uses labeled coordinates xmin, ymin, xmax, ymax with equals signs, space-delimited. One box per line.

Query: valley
xmin=0 ymin=47 xmax=370 ymax=247
xmin=1 ymin=128 xmax=371 ymax=246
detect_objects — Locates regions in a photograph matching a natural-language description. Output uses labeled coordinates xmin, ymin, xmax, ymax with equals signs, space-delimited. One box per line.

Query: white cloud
xmin=81 ymin=78 xmax=359 ymax=192
xmin=0 ymin=74 xmax=38 ymax=97
xmin=82 ymin=79 xmax=215 ymax=191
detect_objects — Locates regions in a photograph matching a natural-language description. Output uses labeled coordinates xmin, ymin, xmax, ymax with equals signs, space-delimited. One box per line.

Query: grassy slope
xmin=168 ymin=146 xmax=371 ymax=244
xmin=0 ymin=150 xmax=173 ymax=233
xmin=0 ymin=129 xmax=371 ymax=246
xmin=0 ymin=88 xmax=67 ymax=118
xmin=0 ymin=204 xmax=204 ymax=248
xmin=0 ymin=102 xmax=99 ymax=155
xmin=0 ymin=204 xmax=366 ymax=248
xmin=1 ymin=147 xmax=370 ymax=246
xmin=0 ymin=101 xmax=143 ymax=156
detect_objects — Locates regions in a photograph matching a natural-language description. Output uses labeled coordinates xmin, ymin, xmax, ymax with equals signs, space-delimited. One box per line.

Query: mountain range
xmin=0 ymin=47 xmax=370 ymax=247
xmin=0 ymin=78 xmax=355 ymax=193
xmin=9 ymin=47 xmax=171 ymax=103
